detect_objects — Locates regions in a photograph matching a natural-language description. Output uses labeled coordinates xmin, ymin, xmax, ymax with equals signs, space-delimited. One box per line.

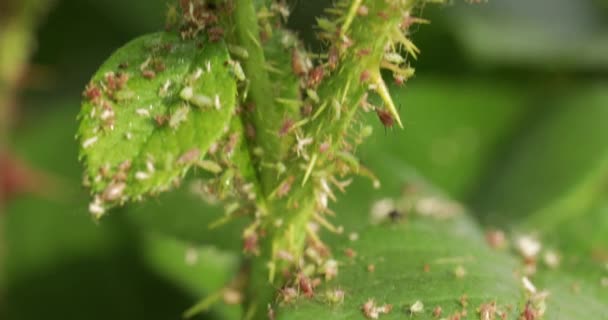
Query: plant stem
xmin=233 ymin=0 xmax=290 ymax=196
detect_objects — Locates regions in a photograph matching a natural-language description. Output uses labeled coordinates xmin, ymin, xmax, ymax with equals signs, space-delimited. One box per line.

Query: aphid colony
xmin=80 ymin=0 xmax=436 ymax=318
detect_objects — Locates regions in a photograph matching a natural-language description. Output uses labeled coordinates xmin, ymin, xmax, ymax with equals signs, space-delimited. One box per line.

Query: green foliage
xmin=77 ymin=32 xmax=237 ymax=216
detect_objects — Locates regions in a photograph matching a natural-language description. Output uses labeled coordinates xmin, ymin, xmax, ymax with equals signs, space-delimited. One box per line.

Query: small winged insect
xmin=376 ymin=108 xmax=394 ymax=128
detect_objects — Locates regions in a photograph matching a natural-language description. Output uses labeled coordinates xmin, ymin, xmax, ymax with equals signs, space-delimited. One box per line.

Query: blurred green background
xmin=1 ymin=0 xmax=608 ymax=319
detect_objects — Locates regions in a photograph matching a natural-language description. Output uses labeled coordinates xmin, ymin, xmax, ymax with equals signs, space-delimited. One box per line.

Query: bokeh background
xmin=2 ymin=0 xmax=608 ymax=319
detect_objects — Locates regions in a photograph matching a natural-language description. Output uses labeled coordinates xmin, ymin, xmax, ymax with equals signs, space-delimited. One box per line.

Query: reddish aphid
xmin=298 ymin=274 xmax=315 ymax=298
xmin=277 ymin=176 xmax=295 ymax=198
xmin=377 ymin=11 xmax=389 ymax=20
xmin=154 ymin=115 xmax=169 ymax=126
xmin=300 ymin=104 xmax=313 ymax=117
xmin=278 ymin=118 xmax=294 ymax=137
xmin=142 ymin=70 xmax=156 ymax=79
xmin=357 ymin=5 xmax=369 ymax=16
xmin=394 ymin=75 xmax=405 ymax=86
xmin=521 ymin=302 xmax=537 ymax=320
xmin=243 ymin=233 xmax=259 ymax=254
xmin=376 ymin=109 xmax=395 ymax=128
xmin=116 ymin=72 xmax=129 ymax=88
xmin=245 ymin=123 xmax=256 ymax=139
xmin=319 ymin=141 xmax=330 ymax=153
xmin=207 ymin=26 xmax=225 ymax=42
xmin=307 ymin=67 xmax=324 ymax=87
xmin=433 ymin=306 xmax=443 ymax=318
xmin=357 ymin=48 xmax=371 ymax=57
xmin=84 ymin=83 xmax=102 ymax=102
xmin=177 ymin=148 xmax=201 ymax=164
xmin=360 ymin=70 xmax=371 ymax=83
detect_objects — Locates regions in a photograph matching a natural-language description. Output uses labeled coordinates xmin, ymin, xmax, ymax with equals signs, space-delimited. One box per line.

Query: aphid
xmin=180 ymin=85 xmax=193 ymax=100
xmin=543 ymin=250 xmax=560 ymax=269
xmin=88 ymin=196 xmax=105 ymax=217
xmin=423 ymin=264 xmax=431 ymax=273
xmin=104 ymin=72 xmax=118 ymax=91
xmin=319 ymin=141 xmax=330 ymax=153
xmin=394 ymin=74 xmax=405 ymax=86
xmin=214 ymin=94 xmax=221 ymax=110
xmin=154 ymin=115 xmax=169 ymax=126
xmin=360 ymin=70 xmax=371 ymax=83
xmin=433 ymin=306 xmax=442 ymax=318
xmin=280 ymin=286 xmax=298 ymax=304
xmin=136 ymin=108 xmax=150 ymax=117
xmin=384 ymin=52 xmax=405 ymax=65
xmin=376 ymin=108 xmax=395 ymax=128
xmin=243 ymin=233 xmax=258 ymax=254
xmin=477 ymin=301 xmax=497 ymax=320
xmin=82 ymin=136 xmax=98 ymax=149
xmin=226 ymin=60 xmax=246 ymax=81
xmin=485 ymin=229 xmax=506 ymax=249
xmin=307 ymin=67 xmax=324 ymax=87
xmin=207 ymin=26 xmax=224 ymax=42
xmin=159 ymin=80 xmax=172 ymax=97
xmin=298 ymin=274 xmax=314 ymax=298
xmin=276 ymin=175 xmax=295 ymax=198
xmin=228 ymin=44 xmax=249 ymax=60
xmin=152 ymin=59 xmax=166 ymax=72
xmin=298 ymin=104 xmax=312 ymax=118
xmin=142 ymin=70 xmax=156 ymax=79
xmin=361 ymin=299 xmax=392 ymax=319
xmin=177 ymin=148 xmax=201 ymax=164
xmin=135 ymin=171 xmax=150 ymax=180
xmin=377 ymin=11 xmax=389 ymax=20
xmin=344 ymin=248 xmax=357 ymax=258
xmin=267 ymin=304 xmax=276 ymax=320
xmin=454 ymin=265 xmax=466 ymax=278
xmin=357 ymin=5 xmax=369 ymax=16
xmin=520 ymin=302 xmax=537 ymax=320
xmin=169 ymin=105 xmax=190 ymax=129
xmin=410 ymin=300 xmax=424 ymax=315
xmin=323 ymin=259 xmax=339 ymax=280
xmin=325 ymin=289 xmax=345 ymax=305
xmin=84 ymin=83 xmax=102 ymax=102
xmin=191 ymin=94 xmax=213 ymax=108
xmin=278 ymin=118 xmax=294 ymax=137
xmin=348 ymin=232 xmax=359 ymax=241
xmin=367 ymin=264 xmax=375 ymax=273
xmin=357 ymin=48 xmax=371 ymax=57
xmin=206 ymin=60 xmax=212 ymax=72
xmin=198 ymin=160 xmax=222 ymax=174
xmin=459 ymin=294 xmax=469 ymax=308
xmin=118 ymin=62 xmax=129 ymax=69
xmin=516 ymin=235 xmax=541 ymax=260
xmin=223 ymin=133 xmax=239 ymax=155
xmin=102 ymin=181 xmax=126 ymax=201
xmin=245 ymin=123 xmax=256 ymax=139
xmin=189 ymin=68 xmax=203 ymax=82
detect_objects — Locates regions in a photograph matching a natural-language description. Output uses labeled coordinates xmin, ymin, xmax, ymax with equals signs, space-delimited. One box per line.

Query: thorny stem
xmin=232 ymin=0 xmax=291 ymax=196
xmin=231 ymin=0 xmax=422 ymax=318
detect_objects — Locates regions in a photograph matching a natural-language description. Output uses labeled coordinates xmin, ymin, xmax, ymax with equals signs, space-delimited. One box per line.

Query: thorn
xmin=371 ymin=71 xmax=403 ymax=128
xmin=302 ymin=153 xmax=318 ymax=186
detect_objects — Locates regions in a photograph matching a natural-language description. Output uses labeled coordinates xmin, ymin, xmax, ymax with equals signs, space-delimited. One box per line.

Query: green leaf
xmin=475 ymin=85 xmax=608 ymax=228
xmin=77 ymin=31 xmax=237 ymax=216
xmin=362 ymin=78 xmax=530 ymax=200
xmin=276 ymin=180 xmax=524 ymax=319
